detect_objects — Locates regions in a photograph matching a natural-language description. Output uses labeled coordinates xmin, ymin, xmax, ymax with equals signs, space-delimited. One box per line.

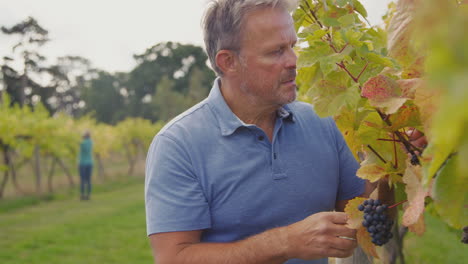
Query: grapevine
xmin=294 ymin=0 xmax=468 ymax=260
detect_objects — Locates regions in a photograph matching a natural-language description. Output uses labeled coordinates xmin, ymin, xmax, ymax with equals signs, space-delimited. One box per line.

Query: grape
xmin=358 ymin=204 xmax=365 ymax=211
xmin=358 ymin=198 xmax=394 ymax=246
xmin=376 ymin=206 xmax=384 ymax=213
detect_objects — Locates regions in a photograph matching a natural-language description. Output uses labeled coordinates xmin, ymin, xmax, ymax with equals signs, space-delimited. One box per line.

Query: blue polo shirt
xmin=145 ymin=78 xmax=364 ymax=264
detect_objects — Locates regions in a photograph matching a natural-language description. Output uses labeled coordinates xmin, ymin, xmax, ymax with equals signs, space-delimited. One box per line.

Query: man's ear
xmin=215 ymin=50 xmax=239 ymax=75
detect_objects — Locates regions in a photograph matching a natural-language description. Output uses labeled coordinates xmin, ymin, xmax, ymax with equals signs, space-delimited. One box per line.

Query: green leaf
xmin=319 ymin=53 xmax=344 ymax=76
xmin=297 ymin=64 xmax=320 ymax=92
xmin=336 ymin=0 xmax=348 ymax=7
xmin=363 ymin=40 xmax=374 ymax=51
xmin=322 ymin=17 xmax=340 ymax=27
xmin=297 ymin=43 xmax=331 ymax=68
xmin=366 ymin=53 xmax=395 ymax=68
xmin=338 ymin=14 xmax=356 ymax=27
xmin=293 ymin=7 xmax=307 ymax=32
xmin=432 ymin=155 xmax=468 ymax=229
xmin=344 ymin=30 xmax=364 ymax=46
xmin=352 ymin=0 xmax=368 ymax=18
xmin=328 ymin=83 xmax=361 ymax=112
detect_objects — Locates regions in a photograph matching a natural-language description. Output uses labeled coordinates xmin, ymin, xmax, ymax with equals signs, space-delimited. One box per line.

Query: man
xmin=145 ymin=0 xmax=373 ymax=263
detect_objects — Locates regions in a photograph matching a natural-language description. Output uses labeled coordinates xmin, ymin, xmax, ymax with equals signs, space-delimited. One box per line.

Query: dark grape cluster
xmin=358 ymin=199 xmax=394 ymax=246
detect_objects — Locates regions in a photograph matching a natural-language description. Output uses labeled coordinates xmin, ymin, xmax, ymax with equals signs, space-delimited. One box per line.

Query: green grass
xmin=1 ymin=175 xmax=466 ymax=264
xmin=0 ymin=177 xmax=153 ymax=264
xmin=403 ymin=212 xmax=467 ymax=264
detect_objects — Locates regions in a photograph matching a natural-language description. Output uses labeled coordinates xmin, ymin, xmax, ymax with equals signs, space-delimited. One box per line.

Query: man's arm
xmin=149 ymin=212 xmax=358 ymax=264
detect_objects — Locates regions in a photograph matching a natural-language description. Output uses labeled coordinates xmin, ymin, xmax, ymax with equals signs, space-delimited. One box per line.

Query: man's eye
xmin=273 ymin=48 xmax=284 ymax=54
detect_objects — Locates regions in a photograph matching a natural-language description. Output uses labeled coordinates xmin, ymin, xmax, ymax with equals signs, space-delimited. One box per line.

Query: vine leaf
xmin=388 ymin=102 xmax=421 ymax=131
xmin=396 ymin=78 xmax=422 ymax=99
xmin=401 ymin=56 xmax=425 ymax=79
xmin=414 ymin=84 xmax=442 ymax=140
xmin=407 ymin=208 xmax=426 ymax=236
xmin=345 ymin=197 xmax=366 ymax=229
xmin=402 ymin=160 xmax=429 ymax=227
xmin=361 ymin=74 xmax=407 ymax=114
xmin=432 ymin=155 xmax=468 ymax=229
xmin=386 ymin=0 xmax=417 ymax=68
xmin=357 ymin=151 xmax=387 ymax=183
xmin=357 ymin=227 xmax=379 ymax=258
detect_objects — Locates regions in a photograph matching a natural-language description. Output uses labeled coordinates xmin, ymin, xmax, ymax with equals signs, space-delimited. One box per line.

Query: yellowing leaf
xmin=396 ymin=78 xmax=423 ymax=99
xmin=357 ymin=227 xmax=379 ymax=259
xmin=408 ymin=211 xmax=426 ymax=236
xmin=387 ymin=0 xmax=417 ymax=68
xmin=401 ymin=56 xmax=425 ymax=79
xmin=414 ymin=84 xmax=442 ymax=140
xmin=357 ymin=163 xmax=388 ymax=183
xmin=388 ymin=102 xmax=421 ymax=130
xmin=356 ymin=146 xmax=393 ymax=183
xmin=345 ymin=197 xmax=367 ymax=229
xmin=361 ymin=75 xmax=407 ymax=114
xmin=402 ymin=160 xmax=429 ymax=227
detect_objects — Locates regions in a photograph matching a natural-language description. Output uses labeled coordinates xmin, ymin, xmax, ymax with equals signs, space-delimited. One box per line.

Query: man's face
xmin=237 ymin=7 xmax=298 ymax=107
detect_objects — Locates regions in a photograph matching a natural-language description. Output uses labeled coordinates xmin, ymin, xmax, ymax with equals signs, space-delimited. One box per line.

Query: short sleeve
xmin=145 ymin=134 xmax=211 ymax=236
xmin=329 ymin=119 xmax=365 ymax=201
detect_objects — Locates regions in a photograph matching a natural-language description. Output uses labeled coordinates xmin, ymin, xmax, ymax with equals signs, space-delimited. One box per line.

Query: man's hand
xmin=283 ymin=212 xmax=358 ymax=259
xmin=406 ymin=128 xmax=427 ymax=150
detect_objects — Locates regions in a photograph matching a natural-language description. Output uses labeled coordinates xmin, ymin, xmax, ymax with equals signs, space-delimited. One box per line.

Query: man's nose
xmin=285 ymin=48 xmax=297 ymax=69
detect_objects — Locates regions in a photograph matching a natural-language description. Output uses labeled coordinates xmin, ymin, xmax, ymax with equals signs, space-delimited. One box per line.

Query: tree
xmin=45 ymin=56 xmax=97 ymax=116
xmin=0 ymin=17 xmax=53 ymax=110
xmin=126 ymin=42 xmax=215 ymax=121
xmin=80 ymin=71 xmax=126 ymax=124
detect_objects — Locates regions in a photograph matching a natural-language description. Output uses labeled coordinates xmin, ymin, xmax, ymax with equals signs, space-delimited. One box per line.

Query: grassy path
xmin=0 ymin=179 xmax=153 ymax=264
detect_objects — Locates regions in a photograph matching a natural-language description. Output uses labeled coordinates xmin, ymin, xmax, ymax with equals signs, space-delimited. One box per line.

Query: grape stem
xmin=367 ymin=145 xmax=387 ymax=164
xmin=389 ymin=200 xmax=408 ymax=209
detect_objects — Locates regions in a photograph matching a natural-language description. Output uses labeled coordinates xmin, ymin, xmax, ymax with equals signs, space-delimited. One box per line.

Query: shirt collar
xmin=207 ymin=78 xmax=295 ymax=136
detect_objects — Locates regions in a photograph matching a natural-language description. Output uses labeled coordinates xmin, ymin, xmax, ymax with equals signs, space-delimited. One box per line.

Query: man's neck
xmin=219 ymin=78 xmax=278 ymax=141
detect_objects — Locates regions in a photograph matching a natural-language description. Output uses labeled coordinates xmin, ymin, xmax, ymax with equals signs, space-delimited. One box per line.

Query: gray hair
xmin=202 ymin=0 xmax=298 ymax=76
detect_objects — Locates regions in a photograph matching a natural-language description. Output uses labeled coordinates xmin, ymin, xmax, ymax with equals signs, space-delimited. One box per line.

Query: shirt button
xmin=258 ymin=135 xmax=264 ymax=141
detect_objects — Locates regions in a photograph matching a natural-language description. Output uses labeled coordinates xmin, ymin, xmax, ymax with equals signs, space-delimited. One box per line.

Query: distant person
xmin=79 ymin=131 xmax=93 ymax=200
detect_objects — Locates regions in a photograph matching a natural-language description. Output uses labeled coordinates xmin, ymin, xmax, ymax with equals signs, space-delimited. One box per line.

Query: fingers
xmin=319 ymin=212 xmax=357 ymax=239
xmin=332 ymin=225 xmax=357 ymax=239
xmin=330 ymin=236 xmax=358 ymax=251
xmin=406 ymin=128 xmax=427 ymax=149
xmin=406 ymin=128 xmax=423 ymax=140
xmin=327 ymin=212 xmax=349 ymax=224
xmin=317 ymin=237 xmax=357 ymax=258
xmin=411 ymin=136 xmax=427 ymax=149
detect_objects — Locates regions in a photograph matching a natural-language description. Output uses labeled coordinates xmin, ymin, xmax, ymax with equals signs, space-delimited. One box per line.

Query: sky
xmin=0 ymin=0 xmax=393 ymax=73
